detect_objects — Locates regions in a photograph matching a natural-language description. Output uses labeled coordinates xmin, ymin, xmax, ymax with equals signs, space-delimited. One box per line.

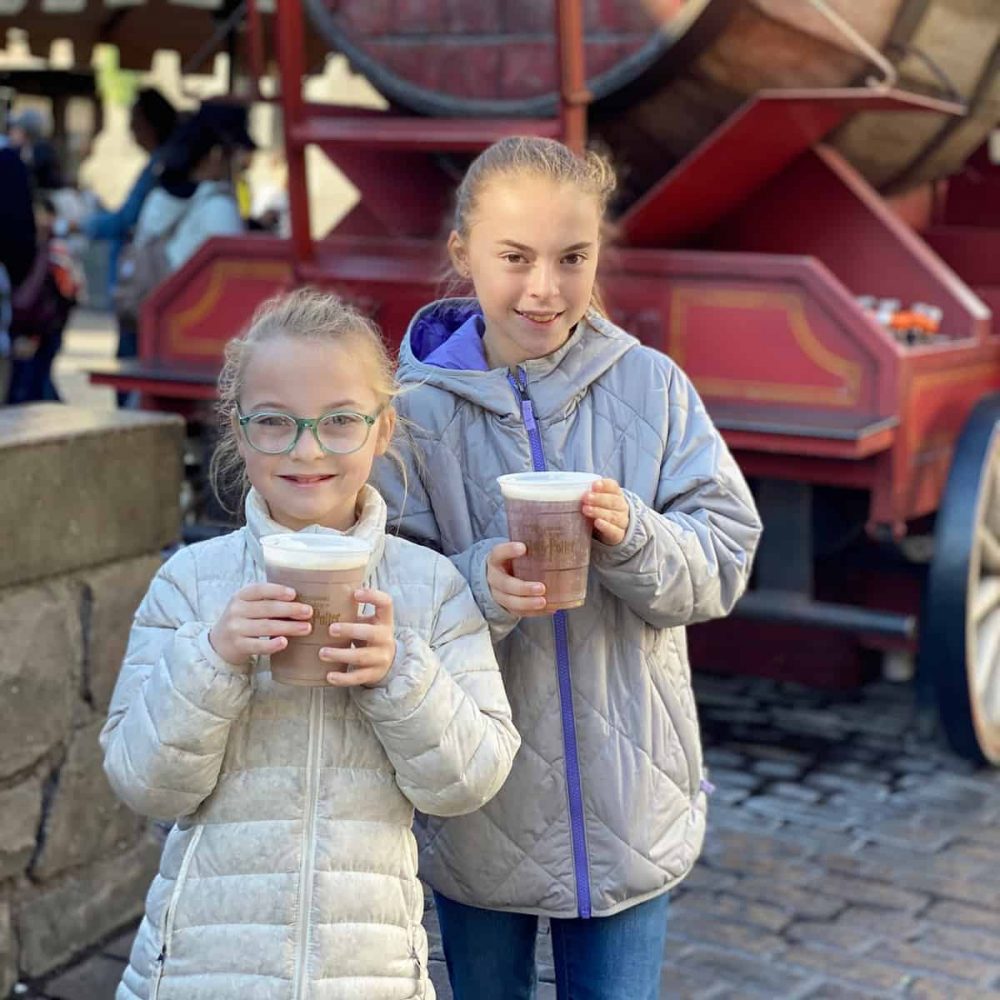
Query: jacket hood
xmin=399 ymin=298 xmax=638 ymax=420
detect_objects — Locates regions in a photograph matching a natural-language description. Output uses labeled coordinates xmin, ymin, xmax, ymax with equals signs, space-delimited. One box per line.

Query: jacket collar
xmin=399 ymin=298 xmax=638 ymax=421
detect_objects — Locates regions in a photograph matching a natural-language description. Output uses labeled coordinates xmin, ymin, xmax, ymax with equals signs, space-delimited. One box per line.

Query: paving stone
xmin=785 ymin=919 xmax=879 ymax=953
xmin=806 ymin=873 xmax=930 ymax=913
xmin=768 ymin=781 xmax=824 ymax=804
xmin=832 ymin=907 xmax=925 ymax=943
xmin=751 ymin=760 xmax=809 ymax=781
xmin=702 ymin=748 xmax=747 ymax=769
xmin=906 ymin=977 xmax=1000 ymax=1000
xmin=677 ymin=890 xmax=791 ymax=933
xmin=670 ymin=946 xmax=810 ymax=996
xmin=668 ymin=912 xmax=787 ymax=958
xmin=796 ymin=982 xmax=888 ymax=1000
xmin=42 ymin=952 xmax=125 ymax=999
xmin=725 ymin=878 xmax=845 ymax=921
xmin=742 ymin=795 xmax=855 ymax=832
xmin=874 ymin=941 xmax=999 ymax=985
xmin=781 ymin=944 xmax=915 ymax=993
xmin=923 ymin=900 xmax=1000 ymax=934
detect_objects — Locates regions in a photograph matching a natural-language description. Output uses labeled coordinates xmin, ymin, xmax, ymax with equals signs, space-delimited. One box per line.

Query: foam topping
xmin=260 ymin=534 xmax=371 ymax=570
xmin=497 ymin=471 xmax=600 ymax=502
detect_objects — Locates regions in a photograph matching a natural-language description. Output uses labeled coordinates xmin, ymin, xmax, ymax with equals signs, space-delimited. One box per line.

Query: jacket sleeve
xmin=100 ymin=549 xmax=253 ymax=821
xmin=374 ymin=441 xmax=521 ymax=641
xmin=83 ymin=161 xmax=157 ymax=242
xmin=591 ymin=362 xmax=762 ymax=628
xmin=351 ymin=557 xmax=520 ymax=817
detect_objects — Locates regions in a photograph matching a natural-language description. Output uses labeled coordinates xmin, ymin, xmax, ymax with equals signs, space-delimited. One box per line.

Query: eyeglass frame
xmin=235 ymin=404 xmax=383 ymax=456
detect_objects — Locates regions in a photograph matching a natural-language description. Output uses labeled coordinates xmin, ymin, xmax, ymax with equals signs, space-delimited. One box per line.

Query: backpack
xmin=113 ymin=223 xmax=179 ymax=328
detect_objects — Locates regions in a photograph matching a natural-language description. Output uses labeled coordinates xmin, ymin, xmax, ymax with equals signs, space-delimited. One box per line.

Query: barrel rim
xmin=301 ymin=0 xmax=738 ymax=119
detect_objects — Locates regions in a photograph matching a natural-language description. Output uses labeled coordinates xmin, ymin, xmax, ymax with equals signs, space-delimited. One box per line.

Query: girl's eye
xmin=501 ymin=253 xmax=526 ymax=265
xmin=322 ymin=413 xmax=359 ymax=428
xmin=563 ymin=253 xmax=587 ymax=265
xmin=255 ymin=414 xmax=292 ymax=427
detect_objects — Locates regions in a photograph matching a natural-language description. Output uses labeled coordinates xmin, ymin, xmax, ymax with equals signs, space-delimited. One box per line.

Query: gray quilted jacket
xmin=373 ymin=300 xmax=762 ymax=919
xmin=100 ymin=485 xmax=519 ymax=1000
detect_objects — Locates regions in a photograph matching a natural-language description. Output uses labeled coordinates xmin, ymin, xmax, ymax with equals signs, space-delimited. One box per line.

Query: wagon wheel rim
xmin=966 ymin=425 xmax=1000 ymax=763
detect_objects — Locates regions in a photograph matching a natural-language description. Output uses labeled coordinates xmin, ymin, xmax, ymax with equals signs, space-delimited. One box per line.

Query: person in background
xmin=80 ymin=88 xmax=177 ymax=404
xmin=130 ymin=101 xmax=253 ymax=272
xmin=6 ymin=197 xmax=79 ymax=404
xmin=8 ymin=107 xmax=62 ymax=192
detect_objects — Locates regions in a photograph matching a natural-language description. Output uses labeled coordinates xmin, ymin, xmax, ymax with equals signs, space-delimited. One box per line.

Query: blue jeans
xmin=434 ymin=891 xmax=669 ymax=1000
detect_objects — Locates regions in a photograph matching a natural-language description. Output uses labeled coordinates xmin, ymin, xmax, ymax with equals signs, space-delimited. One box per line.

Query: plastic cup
xmin=498 ymin=471 xmax=601 ymax=611
xmin=260 ymin=534 xmax=371 ymax=686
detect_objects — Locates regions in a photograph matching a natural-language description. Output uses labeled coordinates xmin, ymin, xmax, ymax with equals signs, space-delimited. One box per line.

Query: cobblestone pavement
xmin=11 ymin=672 xmax=1000 ymax=1000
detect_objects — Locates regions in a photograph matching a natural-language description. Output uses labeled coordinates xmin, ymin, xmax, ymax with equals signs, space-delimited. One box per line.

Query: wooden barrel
xmin=305 ymin=0 xmax=1000 ymax=202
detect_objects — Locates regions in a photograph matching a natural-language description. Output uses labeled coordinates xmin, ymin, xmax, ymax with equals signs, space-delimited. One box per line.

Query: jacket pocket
xmin=150 ymin=825 xmax=204 ymax=1000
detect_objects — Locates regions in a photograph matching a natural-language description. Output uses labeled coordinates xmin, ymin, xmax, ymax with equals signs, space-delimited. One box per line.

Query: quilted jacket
xmin=100 ymin=485 xmax=520 ymax=999
xmin=373 ymin=300 xmax=762 ymax=919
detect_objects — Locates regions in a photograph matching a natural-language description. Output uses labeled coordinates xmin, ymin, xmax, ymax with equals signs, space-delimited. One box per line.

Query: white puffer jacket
xmin=100 ymin=486 xmax=520 ymax=1000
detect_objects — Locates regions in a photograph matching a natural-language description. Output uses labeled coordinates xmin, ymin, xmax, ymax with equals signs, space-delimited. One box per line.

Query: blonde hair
xmin=210 ymin=287 xmax=399 ymax=517
xmin=452 ymin=135 xmax=617 ymax=314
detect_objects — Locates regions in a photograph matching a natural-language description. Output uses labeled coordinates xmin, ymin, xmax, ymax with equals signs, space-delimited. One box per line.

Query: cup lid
xmin=260 ymin=533 xmax=371 ymax=570
xmin=497 ymin=471 xmax=600 ymax=502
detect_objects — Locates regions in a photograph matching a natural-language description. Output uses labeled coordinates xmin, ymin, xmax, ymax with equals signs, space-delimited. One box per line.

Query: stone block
xmin=0 ymin=404 xmax=183 ymax=590
xmin=16 ymin=833 xmax=160 ymax=977
xmin=41 ymin=953 xmax=127 ymax=1000
xmin=77 ymin=556 xmax=161 ymax=713
xmin=32 ymin=719 xmax=146 ymax=882
xmin=0 ymin=777 xmax=43 ymax=881
xmin=0 ymin=579 xmax=79 ymax=778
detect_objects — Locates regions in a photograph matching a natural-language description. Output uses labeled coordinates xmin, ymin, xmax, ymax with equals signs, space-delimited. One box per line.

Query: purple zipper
xmin=507 ymin=368 xmax=592 ymax=919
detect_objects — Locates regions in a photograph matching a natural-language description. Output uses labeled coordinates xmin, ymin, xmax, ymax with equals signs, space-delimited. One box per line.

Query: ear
xmin=447 ymin=230 xmax=469 ymax=278
xmin=373 ymin=406 xmax=397 ymax=457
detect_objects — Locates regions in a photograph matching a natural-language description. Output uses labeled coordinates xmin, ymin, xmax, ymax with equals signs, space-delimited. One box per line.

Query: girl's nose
xmin=291 ymin=426 xmax=324 ymax=459
xmin=528 ymin=262 xmax=558 ymax=300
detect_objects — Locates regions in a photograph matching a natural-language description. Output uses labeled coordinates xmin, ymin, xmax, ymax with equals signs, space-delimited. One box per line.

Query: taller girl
xmin=374 ymin=137 xmax=762 ymax=999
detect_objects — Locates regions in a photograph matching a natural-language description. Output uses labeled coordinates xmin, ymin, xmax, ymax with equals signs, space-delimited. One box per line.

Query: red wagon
xmin=77 ymin=0 xmax=1000 ymax=764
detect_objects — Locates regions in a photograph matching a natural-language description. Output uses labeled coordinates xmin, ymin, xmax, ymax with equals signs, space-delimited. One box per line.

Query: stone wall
xmin=0 ymin=404 xmax=184 ymax=994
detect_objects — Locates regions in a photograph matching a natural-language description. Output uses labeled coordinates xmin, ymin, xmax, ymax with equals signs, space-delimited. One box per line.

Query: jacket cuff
xmin=351 ymin=627 xmax=437 ymax=720
xmin=163 ymin=623 xmax=253 ymax=720
xmin=591 ymin=489 xmax=646 ymax=566
xmin=470 ymin=544 xmax=521 ymax=635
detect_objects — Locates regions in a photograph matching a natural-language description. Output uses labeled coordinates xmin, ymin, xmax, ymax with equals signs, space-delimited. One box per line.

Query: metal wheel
xmin=920 ymin=392 xmax=1000 ymax=764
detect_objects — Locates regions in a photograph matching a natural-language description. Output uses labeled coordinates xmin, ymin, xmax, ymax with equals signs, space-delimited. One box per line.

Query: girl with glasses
xmin=101 ymin=287 xmax=519 ymax=1000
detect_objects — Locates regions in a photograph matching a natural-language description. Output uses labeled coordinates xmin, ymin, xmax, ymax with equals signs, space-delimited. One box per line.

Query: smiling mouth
xmin=515 ymin=309 xmax=563 ymax=325
xmin=280 ymin=474 xmax=335 ymax=486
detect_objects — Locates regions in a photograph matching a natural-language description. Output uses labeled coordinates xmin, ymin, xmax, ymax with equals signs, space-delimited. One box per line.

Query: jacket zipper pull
xmin=511 ymin=367 xmax=538 ymax=432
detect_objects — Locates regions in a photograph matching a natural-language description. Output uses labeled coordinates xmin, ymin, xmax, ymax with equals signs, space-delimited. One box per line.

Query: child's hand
xmin=487 ymin=541 xmax=549 ymax=617
xmin=209 ymin=583 xmax=314 ymax=668
xmin=583 ymin=478 xmax=631 ymax=546
xmin=321 ymin=588 xmax=397 ymax=688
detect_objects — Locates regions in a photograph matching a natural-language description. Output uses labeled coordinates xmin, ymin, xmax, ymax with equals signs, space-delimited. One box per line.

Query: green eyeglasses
xmin=237 ymin=406 xmax=382 ymax=456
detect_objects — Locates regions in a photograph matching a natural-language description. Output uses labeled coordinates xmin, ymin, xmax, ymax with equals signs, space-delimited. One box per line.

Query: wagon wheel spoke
xmin=977 ymin=523 xmax=1000 ymax=575
xmin=971 ymin=577 xmax=1000 ymax=625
